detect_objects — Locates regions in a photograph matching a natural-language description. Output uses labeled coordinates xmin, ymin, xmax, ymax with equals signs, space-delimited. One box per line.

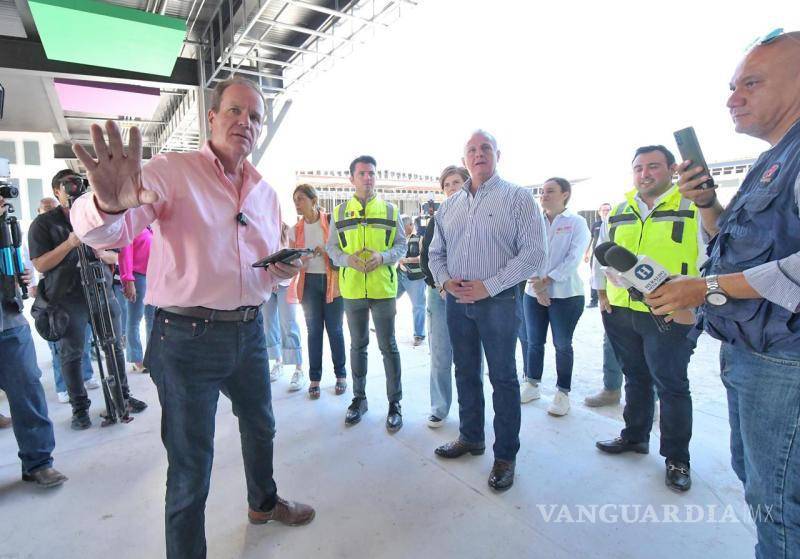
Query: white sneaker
xmin=520 ymin=381 xmax=541 ymax=403
xmin=84 ymin=377 xmax=100 ymax=390
xmin=269 ymin=362 xmax=283 ymax=382
xmin=57 ymin=391 xmax=69 ymax=404
xmin=548 ymin=391 xmax=570 ymax=416
xmin=288 ymin=369 xmax=306 ymax=392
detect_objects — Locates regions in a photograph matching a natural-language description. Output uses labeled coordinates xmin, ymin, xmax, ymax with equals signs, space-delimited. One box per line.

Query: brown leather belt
xmin=159 ymin=305 xmax=262 ymax=323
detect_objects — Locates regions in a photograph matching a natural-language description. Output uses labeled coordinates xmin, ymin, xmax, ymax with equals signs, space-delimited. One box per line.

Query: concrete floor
xmin=0 ymin=297 xmax=757 ymax=559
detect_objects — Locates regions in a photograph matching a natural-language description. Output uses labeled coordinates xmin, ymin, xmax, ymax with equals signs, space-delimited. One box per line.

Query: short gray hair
xmin=210 ymin=77 xmax=265 ymax=113
xmin=465 ymin=129 xmax=498 ymax=152
xmin=400 ymin=214 xmax=413 ymax=228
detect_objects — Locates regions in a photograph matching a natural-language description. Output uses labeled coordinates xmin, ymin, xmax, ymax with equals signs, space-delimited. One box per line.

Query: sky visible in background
xmin=258 ymin=0 xmax=799 ymax=211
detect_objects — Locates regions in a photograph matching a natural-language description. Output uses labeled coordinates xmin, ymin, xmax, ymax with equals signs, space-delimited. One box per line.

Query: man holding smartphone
xmin=70 ymin=77 xmax=314 ymax=559
xmin=647 ymin=31 xmax=800 ymax=557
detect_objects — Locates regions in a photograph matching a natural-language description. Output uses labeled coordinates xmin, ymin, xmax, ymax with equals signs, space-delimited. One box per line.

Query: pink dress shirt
xmin=71 ymin=142 xmax=282 ymax=310
xmin=118 ymin=227 xmax=153 ymax=282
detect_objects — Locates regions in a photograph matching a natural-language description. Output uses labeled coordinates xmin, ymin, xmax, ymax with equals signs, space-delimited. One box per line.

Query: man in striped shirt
xmin=428 ymin=130 xmax=547 ymax=490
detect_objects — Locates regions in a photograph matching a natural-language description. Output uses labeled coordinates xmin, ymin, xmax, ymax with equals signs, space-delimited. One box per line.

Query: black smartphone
xmin=252 ymin=248 xmax=313 ymax=268
xmin=673 ymin=127 xmax=715 ymax=190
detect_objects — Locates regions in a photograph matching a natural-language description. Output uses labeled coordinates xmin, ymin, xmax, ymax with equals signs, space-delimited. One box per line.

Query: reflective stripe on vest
xmin=606 ymin=186 xmax=699 ymax=312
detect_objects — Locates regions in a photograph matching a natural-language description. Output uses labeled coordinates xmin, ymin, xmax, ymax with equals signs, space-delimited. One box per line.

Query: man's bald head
xmin=728 ymin=31 xmax=800 ymax=145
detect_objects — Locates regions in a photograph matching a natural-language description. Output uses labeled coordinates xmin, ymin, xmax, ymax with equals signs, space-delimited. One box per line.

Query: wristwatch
xmin=704 ymin=275 xmax=729 ymax=306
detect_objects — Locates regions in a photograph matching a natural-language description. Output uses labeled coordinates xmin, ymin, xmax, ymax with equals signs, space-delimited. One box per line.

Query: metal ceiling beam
xmin=251 ymin=97 xmax=291 ymax=166
xmin=254 ymin=17 xmax=358 ymax=43
xmin=239 ymin=38 xmax=345 ymax=59
xmin=41 ymin=77 xmax=71 ymax=145
xmin=284 ymin=0 xmax=389 ymax=28
xmin=12 ymin=0 xmax=39 ymax=39
xmin=0 ymin=37 xmax=199 ymax=89
xmin=64 ymin=116 xmax=168 ymax=125
xmin=54 ymin=143 xmax=154 ymax=160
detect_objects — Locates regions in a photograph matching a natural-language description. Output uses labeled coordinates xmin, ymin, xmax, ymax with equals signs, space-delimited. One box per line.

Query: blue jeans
xmin=145 ymin=310 xmax=278 ymax=559
xmin=344 ymin=297 xmax=402 ymax=402
xmin=126 ymin=272 xmax=156 ymax=363
xmin=299 ymin=273 xmax=346 ymax=381
xmin=524 ymin=294 xmax=584 ymax=391
xmin=396 ymin=270 xmax=427 ymax=338
xmin=447 ymin=287 xmax=521 ymax=461
xmin=428 ymin=287 xmax=453 ymax=418
xmin=517 ymin=290 xmax=528 ymax=377
xmin=49 ymin=325 xmax=94 ymax=393
xmin=263 ymin=284 xmax=302 ymax=365
xmin=720 ymin=343 xmax=800 ymax=559
xmin=602 ymin=333 xmax=623 ymax=391
xmin=0 ymin=324 xmax=56 ymax=475
xmin=602 ymin=306 xmax=694 ymax=463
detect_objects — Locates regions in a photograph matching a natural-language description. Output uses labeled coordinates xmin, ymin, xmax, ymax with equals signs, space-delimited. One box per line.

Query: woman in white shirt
xmin=521 ymin=178 xmax=591 ymax=416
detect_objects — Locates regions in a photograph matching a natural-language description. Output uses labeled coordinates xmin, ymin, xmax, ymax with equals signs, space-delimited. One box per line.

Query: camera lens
xmin=0 ymin=185 xmax=19 ymax=198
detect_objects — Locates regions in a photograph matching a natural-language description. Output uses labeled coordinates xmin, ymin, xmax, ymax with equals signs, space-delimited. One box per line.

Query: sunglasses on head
xmin=746 ymin=28 xmax=784 ymax=51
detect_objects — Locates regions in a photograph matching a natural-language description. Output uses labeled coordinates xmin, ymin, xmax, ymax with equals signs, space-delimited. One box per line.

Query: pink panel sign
xmin=54 ymin=78 xmax=161 ymax=119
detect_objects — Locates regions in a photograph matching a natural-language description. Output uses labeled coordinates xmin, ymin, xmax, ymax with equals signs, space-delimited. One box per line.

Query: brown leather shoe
xmin=248 ymin=497 xmax=315 ymax=526
xmin=434 ymin=438 xmax=485 ymax=459
xmin=22 ymin=467 xmax=68 ymax=488
xmin=0 ymin=413 xmax=11 ymax=429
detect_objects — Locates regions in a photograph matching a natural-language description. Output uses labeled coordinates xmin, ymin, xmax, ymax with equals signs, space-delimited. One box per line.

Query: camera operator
xmin=27 ymin=170 xmax=147 ymax=430
xmin=0 ymin=188 xmax=67 ymax=487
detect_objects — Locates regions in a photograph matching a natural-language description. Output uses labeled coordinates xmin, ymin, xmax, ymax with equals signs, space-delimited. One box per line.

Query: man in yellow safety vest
xmin=326 ymin=155 xmax=407 ymax=432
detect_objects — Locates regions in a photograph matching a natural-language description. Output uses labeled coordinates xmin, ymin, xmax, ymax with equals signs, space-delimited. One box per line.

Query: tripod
xmin=0 ymin=203 xmax=28 ymax=301
xmin=75 ymin=241 xmax=132 ymax=426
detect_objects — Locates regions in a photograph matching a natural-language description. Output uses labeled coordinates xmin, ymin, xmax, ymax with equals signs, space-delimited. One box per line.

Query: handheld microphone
xmin=593 ymin=241 xmax=616 ymax=267
xmin=604 ymin=245 xmax=671 ymax=295
xmin=600 ymin=243 xmax=672 ymax=333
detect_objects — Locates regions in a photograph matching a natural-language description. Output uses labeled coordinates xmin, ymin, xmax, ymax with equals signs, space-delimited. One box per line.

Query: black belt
xmin=159 ymin=305 xmax=262 ymax=323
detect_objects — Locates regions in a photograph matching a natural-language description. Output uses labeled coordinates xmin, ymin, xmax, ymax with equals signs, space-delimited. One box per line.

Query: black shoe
xmin=586 ymin=302 xmax=598 ymax=308
xmin=22 ymin=467 xmax=68 ymax=488
xmin=345 ymin=397 xmax=368 ymax=426
xmin=488 ymin=459 xmax=515 ymax=491
xmin=434 ymin=439 xmax=485 ymax=458
xmin=596 ymin=436 xmax=649 ymax=454
xmin=126 ymin=396 xmax=147 ymax=414
xmin=665 ymin=459 xmax=691 ymax=492
xmin=386 ymin=401 xmax=403 ymax=432
xmin=427 ymin=415 xmax=444 ymax=428
xmin=71 ymin=411 xmax=91 ymax=430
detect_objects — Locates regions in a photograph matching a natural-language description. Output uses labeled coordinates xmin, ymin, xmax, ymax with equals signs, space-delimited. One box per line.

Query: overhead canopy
xmin=0 ymin=0 xmax=420 ymax=165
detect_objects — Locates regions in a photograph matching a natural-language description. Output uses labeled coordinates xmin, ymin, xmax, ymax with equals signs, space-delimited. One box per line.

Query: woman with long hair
xmin=287 ymin=184 xmax=347 ymax=399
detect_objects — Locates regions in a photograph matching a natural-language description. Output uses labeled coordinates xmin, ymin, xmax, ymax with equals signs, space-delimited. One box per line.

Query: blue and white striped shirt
xmin=428 ymin=173 xmax=547 ymax=296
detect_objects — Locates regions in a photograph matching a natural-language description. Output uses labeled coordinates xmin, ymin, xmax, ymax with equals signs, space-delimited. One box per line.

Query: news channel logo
xmin=634 ymin=264 xmax=654 ymax=281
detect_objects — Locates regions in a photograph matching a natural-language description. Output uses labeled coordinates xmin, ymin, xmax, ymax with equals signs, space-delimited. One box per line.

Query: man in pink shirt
xmin=71 ymin=77 xmax=314 ymax=559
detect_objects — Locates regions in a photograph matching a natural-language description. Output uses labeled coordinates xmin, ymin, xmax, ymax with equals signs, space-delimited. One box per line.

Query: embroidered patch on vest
xmin=761 ymin=163 xmax=781 ymax=185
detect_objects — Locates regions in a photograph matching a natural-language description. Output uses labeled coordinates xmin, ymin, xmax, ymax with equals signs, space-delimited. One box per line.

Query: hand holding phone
xmin=252 ymin=248 xmax=314 ymax=268
xmin=673 ymin=127 xmax=715 ymax=190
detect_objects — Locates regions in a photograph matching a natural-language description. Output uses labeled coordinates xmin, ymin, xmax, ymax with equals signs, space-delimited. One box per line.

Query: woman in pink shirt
xmin=119 ymin=227 xmax=154 ymax=372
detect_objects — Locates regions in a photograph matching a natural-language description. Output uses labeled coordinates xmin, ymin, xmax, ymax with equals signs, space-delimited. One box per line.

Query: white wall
xmin=0 ymin=131 xmax=64 ymax=231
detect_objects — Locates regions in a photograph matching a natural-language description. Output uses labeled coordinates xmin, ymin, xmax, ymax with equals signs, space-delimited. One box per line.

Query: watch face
xmin=706 ymin=292 xmax=728 ymax=306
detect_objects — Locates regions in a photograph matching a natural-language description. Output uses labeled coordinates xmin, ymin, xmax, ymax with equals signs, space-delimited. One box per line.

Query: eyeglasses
xmin=746 ymin=28 xmax=784 ymax=51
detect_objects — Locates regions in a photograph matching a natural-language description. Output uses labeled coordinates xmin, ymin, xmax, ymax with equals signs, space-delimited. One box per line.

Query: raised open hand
xmin=72 ymin=121 xmax=160 ymax=213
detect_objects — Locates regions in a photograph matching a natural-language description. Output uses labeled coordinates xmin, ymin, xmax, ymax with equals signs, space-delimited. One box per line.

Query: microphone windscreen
xmin=594 ymin=241 xmax=616 ymax=266
xmin=605 ymin=245 xmax=639 ymax=272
